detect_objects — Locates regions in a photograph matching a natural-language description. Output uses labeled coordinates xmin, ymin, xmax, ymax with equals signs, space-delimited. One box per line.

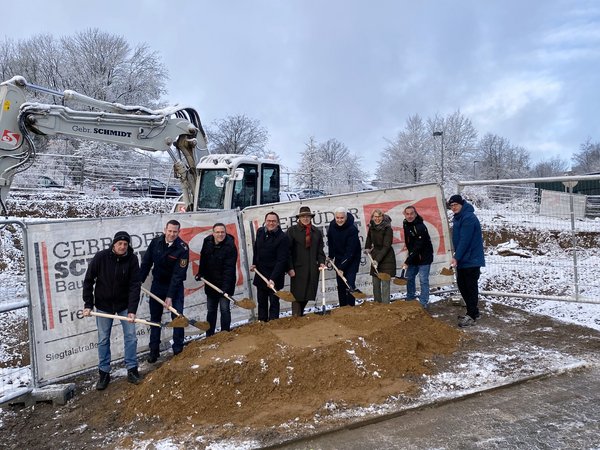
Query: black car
xmin=113 ymin=178 xmax=182 ymax=198
xmin=297 ymin=188 xmax=327 ymax=199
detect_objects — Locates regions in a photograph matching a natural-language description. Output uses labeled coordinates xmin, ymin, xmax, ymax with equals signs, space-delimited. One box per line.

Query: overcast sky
xmin=2 ymin=0 xmax=599 ymax=175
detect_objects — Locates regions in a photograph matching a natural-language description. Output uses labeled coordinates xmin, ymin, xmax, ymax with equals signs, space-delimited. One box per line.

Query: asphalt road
xmin=274 ymin=365 xmax=600 ymax=450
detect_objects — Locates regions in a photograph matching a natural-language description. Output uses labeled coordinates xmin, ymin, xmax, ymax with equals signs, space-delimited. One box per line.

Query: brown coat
xmin=287 ymin=223 xmax=326 ymax=302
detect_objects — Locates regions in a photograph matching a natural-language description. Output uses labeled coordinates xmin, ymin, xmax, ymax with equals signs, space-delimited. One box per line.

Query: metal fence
xmin=0 ymin=220 xmax=33 ymax=404
xmin=10 ymin=152 xmax=176 ymax=196
xmin=458 ymin=175 xmax=600 ymax=305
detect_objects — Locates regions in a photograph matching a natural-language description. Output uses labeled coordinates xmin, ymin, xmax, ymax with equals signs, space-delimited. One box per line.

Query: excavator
xmin=0 ymin=76 xmax=280 ymax=215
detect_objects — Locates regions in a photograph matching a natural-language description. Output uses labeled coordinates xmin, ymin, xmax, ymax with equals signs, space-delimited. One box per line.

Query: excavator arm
xmin=0 ymin=76 xmax=207 ymax=214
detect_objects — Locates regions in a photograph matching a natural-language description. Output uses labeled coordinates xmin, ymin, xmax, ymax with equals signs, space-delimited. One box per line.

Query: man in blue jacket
xmin=448 ymin=194 xmax=485 ymax=327
xmin=140 ymin=219 xmax=189 ymax=362
xmin=327 ymin=207 xmax=362 ymax=307
xmin=250 ymin=212 xmax=290 ymax=321
xmin=83 ymin=230 xmax=141 ymax=389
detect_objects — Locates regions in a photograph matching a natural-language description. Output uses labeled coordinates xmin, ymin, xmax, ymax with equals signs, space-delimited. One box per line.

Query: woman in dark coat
xmin=327 ymin=207 xmax=362 ymax=306
xmin=365 ymin=208 xmax=396 ymax=303
xmin=287 ymin=206 xmax=326 ymax=316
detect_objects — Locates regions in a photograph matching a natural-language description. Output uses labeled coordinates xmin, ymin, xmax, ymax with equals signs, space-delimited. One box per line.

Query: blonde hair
xmin=371 ymin=208 xmax=384 ymax=219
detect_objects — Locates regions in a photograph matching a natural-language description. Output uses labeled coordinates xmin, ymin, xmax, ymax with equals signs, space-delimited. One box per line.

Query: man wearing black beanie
xmin=447 ymin=195 xmax=485 ymax=327
xmin=83 ymin=230 xmax=142 ymax=389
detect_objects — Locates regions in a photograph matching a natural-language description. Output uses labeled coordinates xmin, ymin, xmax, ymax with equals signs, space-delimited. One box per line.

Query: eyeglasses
xmin=373 ymin=215 xmax=383 ymax=218
xmin=449 ymin=203 xmax=460 ymax=207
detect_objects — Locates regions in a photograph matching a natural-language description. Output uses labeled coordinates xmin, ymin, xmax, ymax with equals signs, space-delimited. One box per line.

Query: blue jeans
xmin=406 ymin=264 xmax=431 ymax=307
xmin=96 ymin=308 xmax=137 ymax=373
xmin=206 ymin=293 xmax=231 ymax=337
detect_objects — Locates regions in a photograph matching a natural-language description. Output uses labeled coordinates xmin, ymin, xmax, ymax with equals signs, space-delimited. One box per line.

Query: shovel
xmin=393 ymin=268 xmax=408 ymax=286
xmin=315 ymin=266 xmax=330 ymax=315
xmin=327 ymin=258 xmax=367 ymax=299
xmin=199 ymin=277 xmax=256 ymax=310
xmin=440 ymin=266 xmax=454 ymax=276
xmin=141 ymin=287 xmax=210 ymax=331
xmin=89 ymin=311 xmax=172 ymax=328
xmin=253 ymin=268 xmax=296 ymax=302
xmin=365 ymin=251 xmax=392 ymax=281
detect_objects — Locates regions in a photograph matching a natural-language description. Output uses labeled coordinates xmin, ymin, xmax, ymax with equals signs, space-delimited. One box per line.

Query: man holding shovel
xmin=402 ymin=205 xmax=434 ymax=309
xmin=140 ymin=219 xmax=189 ymax=362
xmin=365 ymin=208 xmax=396 ymax=304
xmin=287 ymin=206 xmax=327 ymax=316
xmin=195 ymin=223 xmax=238 ymax=336
xmin=83 ymin=231 xmax=142 ymax=390
xmin=250 ymin=212 xmax=290 ymax=322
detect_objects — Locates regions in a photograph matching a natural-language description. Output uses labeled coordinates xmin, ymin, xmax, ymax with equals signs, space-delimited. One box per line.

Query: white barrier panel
xmin=241 ymin=184 xmax=452 ymax=305
xmin=26 ymin=210 xmax=250 ymax=384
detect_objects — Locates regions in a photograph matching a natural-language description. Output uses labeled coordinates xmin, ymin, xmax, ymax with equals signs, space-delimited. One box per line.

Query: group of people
xmin=82 ymin=194 xmax=485 ymax=390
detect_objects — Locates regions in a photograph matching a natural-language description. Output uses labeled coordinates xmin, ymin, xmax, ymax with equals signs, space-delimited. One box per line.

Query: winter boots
xmin=127 ymin=367 xmax=141 ymax=385
xmin=96 ymin=370 xmax=110 ymax=390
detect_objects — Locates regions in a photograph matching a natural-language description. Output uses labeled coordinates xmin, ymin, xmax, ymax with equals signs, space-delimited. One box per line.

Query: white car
xmin=279 ymin=191 xmax=300 ymax=202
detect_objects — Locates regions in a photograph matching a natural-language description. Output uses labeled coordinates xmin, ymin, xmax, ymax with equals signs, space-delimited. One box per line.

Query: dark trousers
xmin=292 ymin=300 xmax=308 ymax=317
xmin=256 ymin=287 xmax=280 ymax=322
xmin=456 ymin=266 xmax=481 ymax=319
xmin=336 ymin=269 xmax=357 ymax=307
xmin=206 ymin=293 xmax=231 ymax=337
xmin=148 ymin=283 xmax=184 ymax=355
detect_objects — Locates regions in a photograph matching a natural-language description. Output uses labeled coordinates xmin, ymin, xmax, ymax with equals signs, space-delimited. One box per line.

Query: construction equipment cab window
xmin=233 ymin=164 xmax=258 ymax=210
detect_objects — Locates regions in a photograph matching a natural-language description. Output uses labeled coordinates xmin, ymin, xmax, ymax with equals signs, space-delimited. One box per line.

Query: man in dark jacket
xmin=83 ymin=230 xmax=141 ymax=390
xmin=287 ymin=206 xmax=327 ymax=316
xmin=196 ymin=222 xmax=238 ymax=336
xmin=250 ymin=212 xmax=290 ymax=321
xmin=448 ymin=194 xmax=485 ymax=327
xmin=402 ymin=206 xmax=434 ymax=309
xmin=327 ymin=207 xmax=362 ymax=307
xmin=139 ymin=219 xmax=189 ymax=362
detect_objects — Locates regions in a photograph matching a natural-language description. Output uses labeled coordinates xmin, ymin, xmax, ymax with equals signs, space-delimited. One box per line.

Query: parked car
xmin=279 ymin=191 xmax=300 ymax=202
xmin=37 ymin=176 xmax=64 ymax=189
xmin=297 ymin=188 xmax=327 ymax=199
xmin=113 ymin=178 xmax=182 ymax=198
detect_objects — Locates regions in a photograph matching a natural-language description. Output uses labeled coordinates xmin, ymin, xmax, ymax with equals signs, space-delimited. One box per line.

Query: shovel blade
xmin=393 ymin=277 xmax=408 ymax=286
xmin=234 ymin=298 xmax=256 ymax=309
xmin=189 ymin=319 xmax=210 ymax=331
xmin=440 ymin=267 xmax=454 ymax=276
xmin=377 ymin=273 xmax=392 ymax=281
xmin=350 ymin=289 xmax=367 ymax=299
xmin=167 ymin=316 xmax=189 ymax=328
xmin=276 ymin=290 xmax=296 ymax=302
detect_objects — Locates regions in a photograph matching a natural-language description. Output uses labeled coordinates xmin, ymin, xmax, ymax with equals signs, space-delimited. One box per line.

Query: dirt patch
xmin=2 ymin=299 xmax=600 ymax=449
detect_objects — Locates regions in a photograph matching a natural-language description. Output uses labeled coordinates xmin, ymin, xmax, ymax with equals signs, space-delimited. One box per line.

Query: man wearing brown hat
xmin=287 ymin=206 xmax=326 ymax=316
xmin=83 ymin=230 xmax=142 ymax=390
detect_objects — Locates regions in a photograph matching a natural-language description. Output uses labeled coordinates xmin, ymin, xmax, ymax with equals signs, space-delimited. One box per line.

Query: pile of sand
xmin=122 ymin=301 xmax=462 ymax=428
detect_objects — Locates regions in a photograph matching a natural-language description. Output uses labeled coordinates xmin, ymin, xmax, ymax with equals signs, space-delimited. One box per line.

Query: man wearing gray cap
xmin=83 ymin=230 xmax=142 ymax=390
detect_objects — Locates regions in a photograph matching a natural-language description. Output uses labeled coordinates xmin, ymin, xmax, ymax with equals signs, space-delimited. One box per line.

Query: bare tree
xmin=295 ymin=137 xmax=366 ymax=194
xmin=572 ymin=138 xmax=600 ymax=174
xmin=376 ymin=114 xmax=430 ymax=186
xmin=207 ymin=114 xmax=269 ymax=157
xmin=530 ymin=157 xmax=570 ymax=177
xmin=475 ymin=133 xmax=530 ymax=179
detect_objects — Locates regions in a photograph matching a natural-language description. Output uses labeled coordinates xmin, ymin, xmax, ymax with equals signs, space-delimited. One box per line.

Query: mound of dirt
xmin=122 ymin=301 xmax=461 ymax=428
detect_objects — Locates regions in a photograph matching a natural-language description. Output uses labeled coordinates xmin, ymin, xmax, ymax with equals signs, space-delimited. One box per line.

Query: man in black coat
xmin=402 ymin=206 xmax=434 ymax=309
xmin=83 ymin=230 xmax=141 ymax=390
xmin=139 ymin=219 xmax=189 ymax=362
xmin=195 ymin=222 xmax=238 ymax=336
xmin=250 ymin=212 xmax=290 ymax=321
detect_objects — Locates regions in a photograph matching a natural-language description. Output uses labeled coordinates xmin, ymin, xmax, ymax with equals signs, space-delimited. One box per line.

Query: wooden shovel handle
xmin=253 ymin=268 xmax=278 ymax=294
xmin=90 ymin=311 xmax=161 ymax=328
xmin=200 ymin=276 xmax=233 ymax=300
xmin=327 ymin=258 xmax=349 ymax=284
xmin=141 ymin=286 xmax=181 ymax=317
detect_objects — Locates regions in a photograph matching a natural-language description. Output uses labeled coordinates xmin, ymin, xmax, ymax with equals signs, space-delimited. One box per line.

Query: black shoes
xmin=96 ymin=370 xmax=110 ymax=390
xmin=147 ymin=351 xmax=159 ymax=363
xmin=127 ymin=367 xmax=141 ymax=385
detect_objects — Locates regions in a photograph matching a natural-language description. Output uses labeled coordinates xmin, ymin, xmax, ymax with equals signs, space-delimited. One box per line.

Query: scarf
xmin=303 ymin=223 xmax=311 ymax=249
